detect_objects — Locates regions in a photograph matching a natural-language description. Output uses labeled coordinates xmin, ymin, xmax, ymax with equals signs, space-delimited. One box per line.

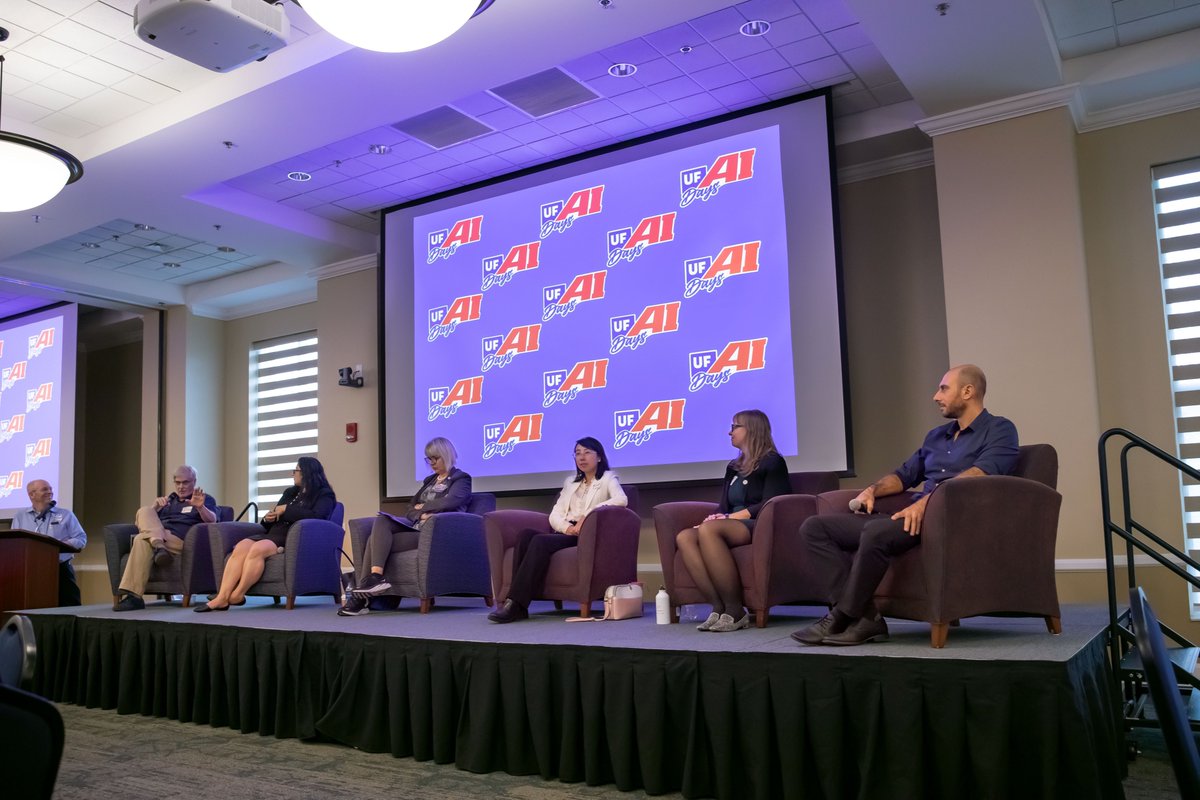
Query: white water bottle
xmin=655 ymin=586 xmax=671 ymax=625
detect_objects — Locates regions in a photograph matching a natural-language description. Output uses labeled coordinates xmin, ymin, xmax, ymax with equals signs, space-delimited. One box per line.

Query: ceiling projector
xmin=134 ymin=0 xmax=290 ymax=73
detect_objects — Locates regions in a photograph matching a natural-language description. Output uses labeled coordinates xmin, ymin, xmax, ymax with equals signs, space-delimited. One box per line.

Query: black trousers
xmin=58 ymin=561 xmax=81 ymax=607
xmin=506 ymin=529 xmax=578 ymax=608
xmin=799 ymin=513 xmax=920 ymax=618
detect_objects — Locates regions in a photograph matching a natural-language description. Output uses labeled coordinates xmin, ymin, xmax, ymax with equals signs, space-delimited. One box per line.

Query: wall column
xmin=928 ymin=106 xmax=1101 ymax=555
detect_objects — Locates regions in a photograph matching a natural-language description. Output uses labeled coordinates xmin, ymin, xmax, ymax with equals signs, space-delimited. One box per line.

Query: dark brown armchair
xmin=815 ymin=443 xmax=1062 ymax=647
xmin=484 ymin=486 xmax=640 ymax=616
xmin=652 ymin=472 xmax=839 ymax=628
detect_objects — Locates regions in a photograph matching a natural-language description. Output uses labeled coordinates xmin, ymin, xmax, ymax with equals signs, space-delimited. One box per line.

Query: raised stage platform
xmin=23 ymin=600 xmax=1125 ymax=800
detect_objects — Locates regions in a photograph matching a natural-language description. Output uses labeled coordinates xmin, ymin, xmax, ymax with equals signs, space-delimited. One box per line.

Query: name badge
xmin=183 ymin=506 xmax=194 ymax=514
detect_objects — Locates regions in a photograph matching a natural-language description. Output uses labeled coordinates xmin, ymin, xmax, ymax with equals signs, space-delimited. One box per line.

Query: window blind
xmin=249 ymin=331 xmax=319 ymax=509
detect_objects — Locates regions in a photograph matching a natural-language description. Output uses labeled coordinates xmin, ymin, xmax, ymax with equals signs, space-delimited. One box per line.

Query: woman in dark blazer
xmin=675 ymin=409 xmax=790 ymax=632
xmin=197 ymin=456 xmax=336 ymax=612
xmin=339 ymin=437 xmax=471 ymax=615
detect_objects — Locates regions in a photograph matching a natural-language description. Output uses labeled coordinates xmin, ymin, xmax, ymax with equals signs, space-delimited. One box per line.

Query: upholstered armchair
xmin=815 ymin=444 xmax=1062 ymax=648
xmin=103 ymin=506 xmax=234 ymax=607
xmin=347 ymin=493 xmax=496 ymax=612
xmin=208 ymin=503 xmax=346 ymax=609
xmin=485 ymin=486 xmax=641 ymax=616
xmin=653 ymin=472 xmax=838 ymax=628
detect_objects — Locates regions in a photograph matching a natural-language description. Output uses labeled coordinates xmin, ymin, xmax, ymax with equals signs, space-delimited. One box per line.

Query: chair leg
xmin=930 ymin=623 xmax=950 ymax=648
xmin=420 ymin=598 xmax=433 ymax=614
xmin=755 ymin=609 xmax=768 ymax=629
xmin=579 ymin=602 xmax=591 ymax=617
xmin=484 ymin=595 xmax=494 ymax=607
xmin=285 ymin=595 xmax=295 ymax=610
xmin=553 ymin=600 xmax=563 ymax=610
xmin=112 ymin=594 xmax=119 ymax=605
xmin=1045 ymin=616 xmax=1062 ymax=635
xmin=272 ymin=596 xmax=281 ymax=605
xmin=182 ymin=596 xmax=191 ymax=608
xmin=671 ymin=607 xmax=679 ymax=624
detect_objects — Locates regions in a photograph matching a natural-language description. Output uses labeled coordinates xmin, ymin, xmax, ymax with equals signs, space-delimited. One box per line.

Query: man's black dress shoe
xmin=113 ymin=593 xmax=145 ymax=612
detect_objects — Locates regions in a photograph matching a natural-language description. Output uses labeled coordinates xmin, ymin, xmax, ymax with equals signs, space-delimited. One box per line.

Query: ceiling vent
xmin=391 ymin=106 xmax=494 ymax=149
xmin=491 ymin=67 xmax=599 ymax=118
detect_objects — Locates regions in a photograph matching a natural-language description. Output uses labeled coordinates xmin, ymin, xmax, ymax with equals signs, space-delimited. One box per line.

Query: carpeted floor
xmin=52 ymin=703 xmax=1185 ymax=800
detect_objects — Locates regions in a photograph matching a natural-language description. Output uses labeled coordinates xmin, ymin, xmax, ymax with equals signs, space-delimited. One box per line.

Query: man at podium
xmin=10 ymin=479 xmax=87 ymax=606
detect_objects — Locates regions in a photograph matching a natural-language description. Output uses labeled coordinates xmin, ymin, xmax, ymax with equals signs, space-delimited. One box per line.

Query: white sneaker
xmin=696 ymin=612 xmax=721 ymax=631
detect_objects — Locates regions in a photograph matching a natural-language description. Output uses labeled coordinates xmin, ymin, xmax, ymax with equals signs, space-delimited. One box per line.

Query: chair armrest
xmin=651 ymin=502 xmax=718 ymax=595
xmin=750 ymin=494 xmax=819 ymax=600
xmin=484 ymin=510 xmax=553 ymax=601
xmin=283 ymin=519 xmax=345 ymax=595
xmin=422 ymin=512 xmax=489 ymax=593
xmin=180 ymin=522 xmax=217 ymax=598
xmin=103 ymin=524 xmax=137 ymax=594
xmin=207 ymin=521 xmax=266 ymax=588
xmin=576 ymin=505 xmax=641 ymax=598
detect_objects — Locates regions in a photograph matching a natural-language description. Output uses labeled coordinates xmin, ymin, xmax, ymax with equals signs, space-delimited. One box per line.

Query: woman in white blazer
xmin=488 ymin=436 xmax=627 ymax=623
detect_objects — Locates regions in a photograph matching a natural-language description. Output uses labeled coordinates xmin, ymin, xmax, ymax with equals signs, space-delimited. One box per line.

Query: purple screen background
xmin=411 ymin=126 xmax=797 ymax=479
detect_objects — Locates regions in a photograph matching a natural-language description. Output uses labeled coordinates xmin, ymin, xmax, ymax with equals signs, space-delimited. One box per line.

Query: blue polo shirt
xmin=158 ymin=492 xmax=219 ymax=537
xmin=894 ymin=409 xmax=1019 ymax=498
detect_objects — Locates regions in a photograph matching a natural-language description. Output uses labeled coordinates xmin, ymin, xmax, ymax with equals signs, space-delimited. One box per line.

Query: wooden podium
xmin=0 ymin=529 xmax=79 ymax=611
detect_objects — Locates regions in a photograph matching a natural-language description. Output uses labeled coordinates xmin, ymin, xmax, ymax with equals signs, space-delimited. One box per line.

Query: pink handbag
xmin=602 ymin=582 xmax=644 ymax=620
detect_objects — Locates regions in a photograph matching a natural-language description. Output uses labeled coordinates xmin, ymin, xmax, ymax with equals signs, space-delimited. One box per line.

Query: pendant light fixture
xmin=0 ymin=28 xmax=85 ymax=213
xmin=298 ymin=0 xmax=495 ymax=54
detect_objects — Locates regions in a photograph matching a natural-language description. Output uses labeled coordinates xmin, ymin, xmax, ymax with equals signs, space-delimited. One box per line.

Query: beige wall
xmin=933 ymin=107 xmax=1103 ymax=558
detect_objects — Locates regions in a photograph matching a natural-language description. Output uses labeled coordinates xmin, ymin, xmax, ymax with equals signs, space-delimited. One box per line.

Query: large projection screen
xmin=381 ymin=92 xmax=849 ymax=496
xmin=0 ymin=303 xmax=78 ymax=516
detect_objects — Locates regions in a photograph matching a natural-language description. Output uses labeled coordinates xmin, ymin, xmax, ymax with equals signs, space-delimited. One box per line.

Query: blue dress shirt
xmin=11 ymin=504 xmax=87 ymax=562
xmin=893 ymin=409 xmax=1019 ymax=498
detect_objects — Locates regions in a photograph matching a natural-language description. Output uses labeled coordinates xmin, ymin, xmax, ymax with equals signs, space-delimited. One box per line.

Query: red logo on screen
xmin=481 ymin=242 xmax=540 ymax=291
xmin=0 ymin=470 xmax=23 ymax=499
xmin=0 ymin=339 xmax=5 ymax=358
xmin=609 ymin=302 xmax=680 ymax=355
xmin=683 ymin=241 xmax=761 ymax=298
xmin=2 ymin=361 xmax=27 ymax=390
xmin=613 ymin=399 xmax=686 ymax=449
xmin=428 ymin=294 xmax=483 ymax=341
xmin=482 ymin=324 xmax=541 ymax=372
xmin=25 ymin=437 xmax=52 ymax=468
xmin=427 ymin=215 xmax=483 ymax=263
xmin=543 ymin=359 xmax=609 ymax=408
xmin=606 ymin=213 xmax=676 ymax=267
xmin=28 ymin=327 xmax=54 ymax=358
xmin=542 ymin=271 xmax=607 ymax=321
xmin=428 ymin=376 xmax=483 ymax=421
xmin=26 ymin=382 xmax=53 ymax=413
xmin=483 ymin=413 xmax=544 ymax=459
xmin=680 ymin=148 xmax=756 ymax=208
xmin=540 ymin=185 xmax=605 ymax=238
xmin=689 ymin=338 xmax=767 ymax=391
xmin=0 ymin=414 xmax=25 ymax=443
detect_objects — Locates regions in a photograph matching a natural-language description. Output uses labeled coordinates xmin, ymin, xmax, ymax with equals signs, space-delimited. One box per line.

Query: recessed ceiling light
xmin=739 ymin=20 xmax=770 ymax=36
xmin=368 ymin=144 xmax=390 ymax=155
xmin=82 ymin=242 xmax=100 ymax=249
xmin=217 ymin=246 xmax=236 ymax=253
xmin=287 ymin=171 xmax=312 ymax=182
xmin=134 ymin=223 xmax=155 ymax=231
xmin=679 ymin=45 xmax=693 ymax=54
xmin=163 ymin=262 xmax=181 ymax=268
xmin=146 ymin=242 xmax=168 ymax=252
xmin=608 ymin=62 xmax=637 ymax=78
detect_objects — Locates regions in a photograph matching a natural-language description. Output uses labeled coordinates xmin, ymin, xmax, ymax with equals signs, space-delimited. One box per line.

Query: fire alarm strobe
xmin=134 ymin=0 xmax=290 ymax=73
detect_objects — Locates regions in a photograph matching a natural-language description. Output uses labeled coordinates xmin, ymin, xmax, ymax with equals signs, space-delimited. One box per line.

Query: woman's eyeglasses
xmin=424 ymin=456 xmax=441 ymax=465
xmin=729 ymin=423 xmax=744 ymax=433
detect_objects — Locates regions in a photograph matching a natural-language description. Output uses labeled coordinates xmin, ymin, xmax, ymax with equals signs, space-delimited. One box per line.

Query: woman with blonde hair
xmin=339 ymin=437 xmax=470 ymax=616
xmin=675 ymin=410 xmax=790 ymax=632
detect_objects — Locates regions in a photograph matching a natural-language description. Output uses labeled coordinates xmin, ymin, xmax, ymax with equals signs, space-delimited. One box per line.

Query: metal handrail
xmin=1099 ymin=428 xmax=1200 ymax=682
xmin=235 ymin=502 xmax=259 ymax=523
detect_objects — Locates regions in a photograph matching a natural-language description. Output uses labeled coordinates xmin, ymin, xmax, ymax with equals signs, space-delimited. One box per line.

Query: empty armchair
xmin=485 ymin=494 xmax=641 ymax=617
xmin=814 ymin=444 xmax=1062 ymax=647
xmin=653 ymin=472 xmax=836 ymax=628
xmin=103 ymin=506 xmax=234 ymax=606
xmin=208 ymin=502 xmax=346 ymax=609
xmin=347 ymin=493 xmax=496 ymax=612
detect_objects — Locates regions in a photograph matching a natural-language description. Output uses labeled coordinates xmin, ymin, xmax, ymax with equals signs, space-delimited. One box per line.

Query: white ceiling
xmin=0 ymin=0 xmax=1197 ymax=320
